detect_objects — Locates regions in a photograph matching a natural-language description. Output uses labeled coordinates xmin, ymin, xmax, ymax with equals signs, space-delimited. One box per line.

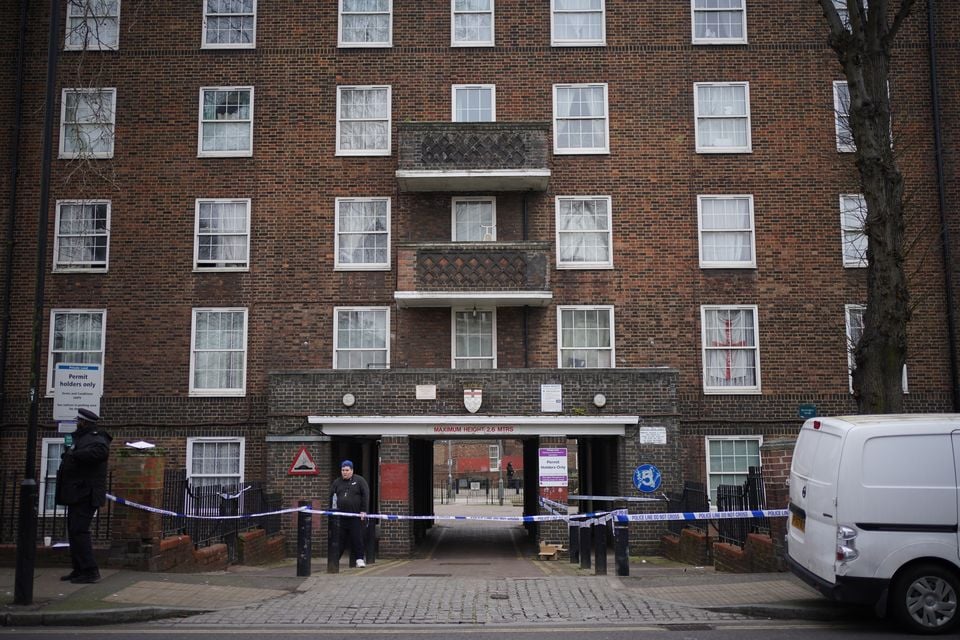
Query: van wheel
xmin=891 ymin=563 xmax=960 ymax=634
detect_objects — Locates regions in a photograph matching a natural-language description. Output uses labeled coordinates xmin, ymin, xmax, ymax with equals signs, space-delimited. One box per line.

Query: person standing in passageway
xmin=329 ymin=460 xmax=369 ymax=567
xmin=506 ymin=461 xmax=514 ymax=489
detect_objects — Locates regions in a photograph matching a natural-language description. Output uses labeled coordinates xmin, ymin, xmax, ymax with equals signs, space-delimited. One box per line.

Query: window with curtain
xmin=187 ymin=437 xmax=244 ymax=489
xmin=706 ymin=436 xmax=761 ymax=504
xmin=701 ymin=306 xmax=760 ymax=392
xmin=453 ymin=198 xmax=496 ymax=241
xmin=553 ymin=83 xmax=609 ymax=154
xmin=833 ymin=81 xmax=855 ymax=152
xmin=556 ymin=196 xmax=612 ymax=268
xmin=339 ymin=0 xmax=392 ymax=46
xmin=453 ymin=85 xmax=495 ymax=122
xmin=54 ymin=201 xmax=110 ymax=271
xmin=691 ymin=0 xmax=746 ymax=44
xmin=337 ymin=86 xmax=391 ymax=155
xmin=698 ymin=195 xmax=755 ymax=268
xmin=335 ymin=307 xmax=390 ymax=369
xmin=845 ymin=304 xmax=907 ymax=393
xmin=190 ymin=308 xmax=247 ymax=395
xmin=694 ymin=82 xmax=750 ymax=153
xmin=60 ymin=88 xmax=116 ymax=158
xmin=195 ymin=199 xmax=250 ymax=270
xmin=336 ymin=198 xmax=390 ymax=269
xmin=198 ymin=87 xmax=254 ymax=157
xmin=453 ymin=0 xmax=493 ymax=46
xmin=453 ymin=310 xmax=495 ymax=369
xmin=551 ymin=0 xmax=605 ymax=46
xmin=47 ymin=310 xmax=106 ymax=394
xmin=40 ymin=439 xmax=67 ymax=514
xmin=558 ymin=306 xmax=614 ymax=368
xmin=488 ymin=444 xmax=501 ymax=471
xmin=65 ymin=0 xmax=120 ymax=50
xmin=203 ymin=0 xmax=256 ymax=48
xmin=840 ymin=194 xmax=867 ymax=267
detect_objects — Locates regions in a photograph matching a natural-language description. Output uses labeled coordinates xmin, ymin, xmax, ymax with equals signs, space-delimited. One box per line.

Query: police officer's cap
xmin=76 ymin=408 xmax=100 ymax=424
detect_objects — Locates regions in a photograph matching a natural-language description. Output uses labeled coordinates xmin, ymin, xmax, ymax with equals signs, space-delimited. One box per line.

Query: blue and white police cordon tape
xmin=615 ymin=508 xmax=790 ymax=523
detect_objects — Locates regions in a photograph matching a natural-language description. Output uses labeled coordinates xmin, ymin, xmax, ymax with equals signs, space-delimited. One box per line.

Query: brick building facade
xmin=0 ymin=1 xmax=957 ymax=558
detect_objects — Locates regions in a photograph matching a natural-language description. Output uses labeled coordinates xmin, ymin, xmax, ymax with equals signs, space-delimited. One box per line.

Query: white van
xmin=787 ymin=414 xmax=960 ymax=634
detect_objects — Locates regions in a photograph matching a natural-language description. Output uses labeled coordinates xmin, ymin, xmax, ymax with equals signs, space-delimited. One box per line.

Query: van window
xmin=862 ymin=435 xmax=954 ymax=488
xmin=793 ymin=429 xmax=842 ymax=483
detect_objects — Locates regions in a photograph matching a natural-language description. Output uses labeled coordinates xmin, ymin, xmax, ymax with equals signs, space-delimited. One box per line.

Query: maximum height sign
xmin=53 ymin=363 xmax=102 ymax=421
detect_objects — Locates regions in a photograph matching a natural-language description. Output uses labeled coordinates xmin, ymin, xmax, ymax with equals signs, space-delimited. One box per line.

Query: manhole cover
xmin=490 ymin=593 xmax=509 ymax=600
xmin=408 ymin=573 xmax=453 ymax=577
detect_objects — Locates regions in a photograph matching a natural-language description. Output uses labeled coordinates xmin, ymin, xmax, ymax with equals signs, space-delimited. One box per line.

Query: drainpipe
xmin=0 ymin=0 xmax=30 ymax=422
xmin=927 ymin=0 xmax=960 ymax=410
xmin=522 ymin=191 xmax=530 ymax=367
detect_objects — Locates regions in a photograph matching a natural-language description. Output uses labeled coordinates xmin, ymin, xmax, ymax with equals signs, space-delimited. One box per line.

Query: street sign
xmin=632 ymin=463 xmax=662 ymax=493
xmin=288 ymin=447 xmax=319 ymax=475
xmin=538 ymin=447 xmax=568 ymax=487
xmin=53 ymin=364 xmax=102 ymax=421
xmin=798 ymin=404 xmax=818 ymax=419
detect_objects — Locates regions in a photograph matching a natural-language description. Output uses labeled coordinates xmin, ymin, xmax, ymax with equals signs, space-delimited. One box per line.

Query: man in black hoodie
xmin=329 ymin=459 xmax=369 ymax=567
xmin=56 ymin=408 xmax=112 ymax=584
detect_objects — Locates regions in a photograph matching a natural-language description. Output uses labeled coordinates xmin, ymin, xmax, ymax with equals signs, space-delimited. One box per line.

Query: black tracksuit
xmin=329 ymin=473 xmax=369 ymax=562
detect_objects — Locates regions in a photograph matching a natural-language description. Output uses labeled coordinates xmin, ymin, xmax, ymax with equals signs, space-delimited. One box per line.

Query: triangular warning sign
xmin=288 ymin=447 xmax=319 ymax=475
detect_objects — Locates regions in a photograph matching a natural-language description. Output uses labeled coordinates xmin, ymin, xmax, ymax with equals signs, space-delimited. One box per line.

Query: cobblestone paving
xmin=160 ymin=577 xmax=748 ymax=626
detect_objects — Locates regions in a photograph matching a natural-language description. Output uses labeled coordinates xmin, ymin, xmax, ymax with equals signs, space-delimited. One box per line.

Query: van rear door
xmin=954 ymin=431 xmax=960 ymax=562
xmin=788 ymin=421 xmax=844 ymax=583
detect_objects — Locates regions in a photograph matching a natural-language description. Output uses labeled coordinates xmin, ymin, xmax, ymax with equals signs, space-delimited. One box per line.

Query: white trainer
xmin=355 ymin=559 xmax=366 ymax=568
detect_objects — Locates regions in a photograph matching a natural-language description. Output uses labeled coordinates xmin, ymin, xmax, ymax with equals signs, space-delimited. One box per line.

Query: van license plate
xmin=791 ymin=513 xmax=805 ymax=532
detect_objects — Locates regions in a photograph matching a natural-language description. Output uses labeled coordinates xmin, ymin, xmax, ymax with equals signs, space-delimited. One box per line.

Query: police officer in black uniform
xmin=56 ymin=408 xmax=112 ymax=584
xmin=329 ymin=460 xmax=369 ymax=567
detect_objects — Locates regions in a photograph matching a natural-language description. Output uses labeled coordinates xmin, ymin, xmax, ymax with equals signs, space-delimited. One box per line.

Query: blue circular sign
xmin=633 ymin=464 xmax=662 ymax=493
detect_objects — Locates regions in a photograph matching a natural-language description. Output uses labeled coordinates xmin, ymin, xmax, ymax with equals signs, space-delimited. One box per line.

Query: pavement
xmin=0 ymin=502 xmax=875 ymax=628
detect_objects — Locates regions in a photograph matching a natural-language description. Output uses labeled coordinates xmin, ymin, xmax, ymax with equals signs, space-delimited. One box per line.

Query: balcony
xmin=394 ymin=241 xmax=552 ymax=307
xmin=396 ymin=122 xmax=551 ymax=192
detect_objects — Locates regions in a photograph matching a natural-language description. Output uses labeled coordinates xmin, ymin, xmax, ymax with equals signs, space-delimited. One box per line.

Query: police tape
xmin=538 ymin=496 xmax=568 ymax=515
xmin=107 ymin=494 xmax=306 ymax=520
xmin=615 ymin=509 xmax=790 ymax=522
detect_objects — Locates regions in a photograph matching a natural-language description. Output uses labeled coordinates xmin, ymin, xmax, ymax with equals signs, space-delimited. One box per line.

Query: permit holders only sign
xmin=288 ymin=447 xmax=319 ymax=475
xmin=53 ymin=364 xmax=102 ymax=421
xmin=539 ymin=447 xmax=568 ymax=487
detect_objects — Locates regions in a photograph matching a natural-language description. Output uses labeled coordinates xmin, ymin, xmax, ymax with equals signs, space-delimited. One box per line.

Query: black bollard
xmin=579 ymin=521 xmax=592 ymax=570
xmin=297 ymin=500 xmax=312 ymax=577
xmin=614 ymin=521 xmax=630 ymax=576
xmin=365 ymin=519 xmax=376 ymax=564
xmin=593 ymin=521 xmax=607 ymax=575
xmin=326 ymin=515 xmax=340 ymax=574
xmin=569 ymin=520 xmax=580 ymax=564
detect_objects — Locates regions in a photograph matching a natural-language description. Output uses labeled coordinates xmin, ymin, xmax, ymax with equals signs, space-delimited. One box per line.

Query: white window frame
xmin=40 ymin=438 xmax=67 ymax=515
xmin=189 ymin=307 xmax=248 ymax=397
xmin=452 ymin=197 xmax=497 ymax=241
xmin=451 ymin=308 xmax=497 ymax=369
xmin=194 ymin=198 xmax=251 ymax=271
xmin=833 ymin=80 xmax=855 ymax=152
xmin=333 ymin=306 xmax=391 ymax=370
xmin=59 ymin=88 xmax=116 ymax=159
xmin=197 ymin=86 xmax=255 ymax=158
xmin=690 ymin=0 xmax=747 ymax=45
xmin=697 ymin=195 xmax=756 ymax=269
xmin=705 ymin=435 xmax=762 ymax=505
xmin=452 ymin=84 xmax=496 ymax=122
xmin=556 ymin=305 xmax=615 ymax=369
xmin=833 ymin=0 xmax=869 ymax=30
xmin=65 ymin=0 xmax=121 ymax=51
xmin=694 ymin=82 xmax=751 ymax=154
xmin=54 ymin=199 xmax=111 ymax=272
xmin=451 ymin=0 xmax=494 ymax=47
xmin=489 ymin=444 xmax=501 ymax=472
xmin=552 ymin=83 xmax=610 ymax=155
xmin=202 ymin=0 xmax=256 ymax=49
xmin=334 ymin=197 xmax=391 ymax=271
xmin=551 ymin=0 xmax=606 ymax=47
xmin=700 ymin=304 xmax=761 ymax=394
xmin=46 ymin=309 xmax=107 ymax=396
xmin=186 ymin=436 xmax=245 ymax=489
xmin=840 ymin=193 xmax=867 ymax=268
xmin=338 ymin=0 xmax=393 ymax=48
xmin=336 ymin=85 xmax=392 ymax=157
xmin=845 ymin=304 xmax=908 ymax=394
xmin=555 ymin=195 xmax=613 ymax=269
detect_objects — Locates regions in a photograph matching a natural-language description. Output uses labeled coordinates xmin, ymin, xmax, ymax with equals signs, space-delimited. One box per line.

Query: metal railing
xmin=665 ymin=481 xmax=709 ymax=536
xmin=0 ymin=470 xmax=112 ymax=544
xmin=715 ymin=466 xmax=770 ymax=547
xmin=433 ymin=480 xmax=523 ymax=505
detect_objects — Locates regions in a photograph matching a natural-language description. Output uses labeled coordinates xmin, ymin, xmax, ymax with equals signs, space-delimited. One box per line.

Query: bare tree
xmin=819 ymin=0 xmax=917 ymax=413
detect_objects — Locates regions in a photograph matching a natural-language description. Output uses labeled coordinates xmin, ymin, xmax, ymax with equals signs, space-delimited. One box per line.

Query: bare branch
xmin=886 ymin=0 xmax=918 ymax=44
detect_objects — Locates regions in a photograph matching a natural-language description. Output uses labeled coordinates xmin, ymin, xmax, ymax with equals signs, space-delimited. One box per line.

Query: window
xmin=65 ymin=0 xmax=120 ymax=50
xmin=335 ymin=197 xmax=390 ymax=270
xmin=46 ymin=310 xmax=106 ymax=395
xmin=845 ymin=304 xmax=908 ymax=393
xmin=705 ymin=436 xmax=761 ymax=504
xmin=336 ymin=86 xmax=391 ymax=156
xmin=488 ymin=444 xmax=500 ymax=471
xmin=553 ymin=83 xmax=609 ymax=154
xmin=701 ymin=305 xmax=760 ymax=393
xmin=833 ymin=81 xmax=855 ymax=152
xmin=202 ymin=0 xmax=257 ymax=48
xmin=694 ymin=82 xmax=751 ymax=153
xmin=557 ymin=305 xmax=614 ymax=368
xmin=551 ymin=0 xmax=605 ymax=46
xmin=194 ymin=199 xmax=250 ymax=271
xmin=691 ymin=0 xmax=747 ymax=44
xmin=697 ymin=195 xmax=755 ymax=268
xmin=453 ymin=309 xmax=496 ymax=369
xmin=452 ymin=197 xmax=496 ymax=241
xmin=339 ymin=0 xmax=392 ymax=47
xmin=452 ymin=85 xmax=496 ymax=122
xmin=840 ymin=194 xmax=867 ymax=267
xmin=39 ymin=438 xmax=67 ymax=514
xmin=452 ymin=0 xmax=494 ymax=46
xmin=54 ymin=200 xmax=110 ymax=271
xmin=190 ymin=308 xmax=247 ymax=396
xmin=555 ymin=196 xmax=612 ymax=269
xmin=334 ymin=307 xmax=390 ymax=369
xmin=59 ymin=88 xmax=116 ymax=159
xmin=187 ymin=437 xmax=244 ymax=489
xmin=198 ymin=87 xmax=254 ymax=157
xmin=833 ymin=0 xmax=868 ymax=30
